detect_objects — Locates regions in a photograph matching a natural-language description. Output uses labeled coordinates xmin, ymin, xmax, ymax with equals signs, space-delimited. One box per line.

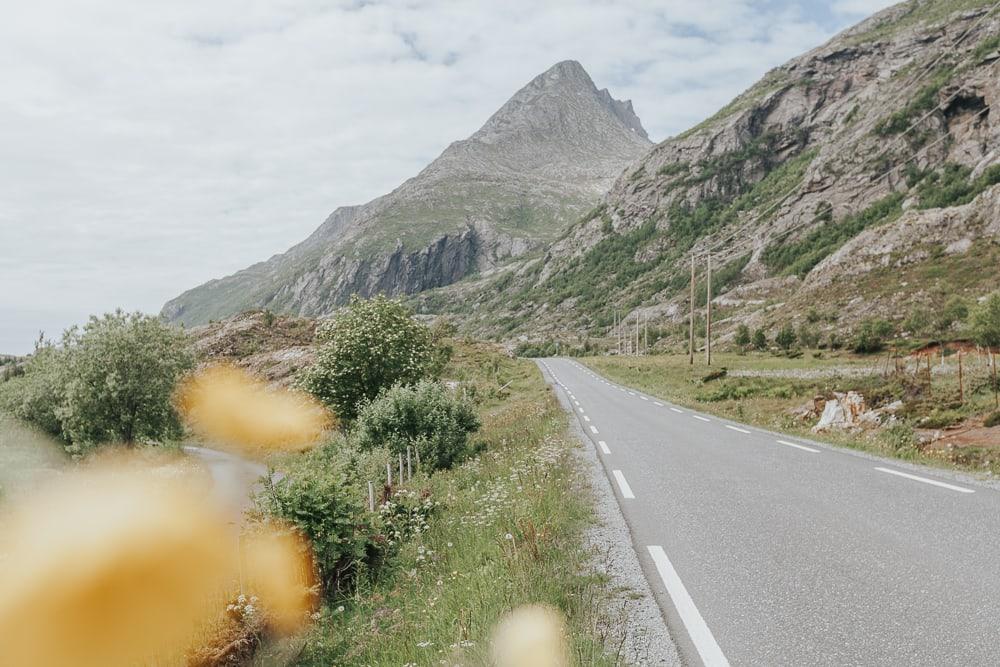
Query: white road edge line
xmin=589 ymin=425 xmax=599 ymax=434
xmin=775 ymin=439 xmax=820 ymax=453
xmin=670 ymin=407 xmax=684 ymax=413
xmin=598 ymin=440 xmax=611 ymax=454
xmin=725 ymin=425 xmax=750 ymax=434
xmin=612 ymin=470 xmax=635 ymax=499
xmin=692 ymin=415 xmax=711 ymax=422
xmin=647 ymin=546 xmax=730 ymax=667
xmin=640 ymin=396 xmax=649 ymax=401
xmin=654 ymin=401 xmax=664 ymax=407
xmin=584 ymin=416 xmax=591 ymax=422
xmin=874 ymin=467 xmax=974 ymax=494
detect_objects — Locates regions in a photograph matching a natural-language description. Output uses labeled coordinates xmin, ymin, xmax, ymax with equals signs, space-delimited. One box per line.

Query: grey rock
xmin=162 ymin=60 xmax=650 ymax=326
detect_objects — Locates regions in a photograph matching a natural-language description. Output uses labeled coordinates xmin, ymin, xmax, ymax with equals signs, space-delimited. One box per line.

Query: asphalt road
xmin=537 ymin=357 xmax=1000 ymax=667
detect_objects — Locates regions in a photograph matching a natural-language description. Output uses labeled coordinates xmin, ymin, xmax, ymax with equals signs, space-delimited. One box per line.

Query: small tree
xmin=797 ymin=324 xmax=820 ymax=349
xmin=852 ymin=318 xmax=894 ymax=354
xmin=971 ymin=292 xmax=1000 ymax=347
xmin=353 ymin=380 xmax=480 ymax=472
xmin=752 ymin=328 xmax=768 ymax=351
xmin=935 ymin=296 xmax=968 ymax=335
xmin=299 ymin=296 xmax=438 ymax=420
xmin=775 ymin=325 xmax=797 ymax=351
xmin=59 ymin=311 xmax=195 ymax=449
xmin=734 ymin=324 xmax=751 ymax=351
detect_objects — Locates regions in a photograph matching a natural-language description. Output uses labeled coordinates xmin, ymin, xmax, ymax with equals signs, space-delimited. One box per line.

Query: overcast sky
xmin=0 ymin=0 xmax=896 ymax=354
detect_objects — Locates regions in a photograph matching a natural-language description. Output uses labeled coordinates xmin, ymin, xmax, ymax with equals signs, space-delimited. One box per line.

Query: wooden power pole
xmin=635 ymin=313 xmax=640 ymax=356
xmin=706 ymin=254 xmax=713 ymax=366
xmin=689 ymin=256 xmax=695 ymax=365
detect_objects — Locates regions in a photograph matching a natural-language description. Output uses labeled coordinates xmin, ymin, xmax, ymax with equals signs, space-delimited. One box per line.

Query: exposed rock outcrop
xmin=162 ymin=61 xmax=651 ymax=326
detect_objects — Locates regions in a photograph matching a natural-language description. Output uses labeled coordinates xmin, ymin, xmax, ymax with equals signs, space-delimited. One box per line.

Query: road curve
xmin=537 ymin=357 xmax=1000 ymax=667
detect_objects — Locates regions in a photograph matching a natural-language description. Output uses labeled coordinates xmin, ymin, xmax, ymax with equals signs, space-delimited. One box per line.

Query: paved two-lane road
xmin=538 ymin=357 xmax=1000 ymax=666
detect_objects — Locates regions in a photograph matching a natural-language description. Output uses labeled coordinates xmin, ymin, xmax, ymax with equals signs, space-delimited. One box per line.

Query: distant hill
xmin=421 ymin=0 xmax=1000 ymax=345
xmin=162 ymin=61 xmax=651 ymax=326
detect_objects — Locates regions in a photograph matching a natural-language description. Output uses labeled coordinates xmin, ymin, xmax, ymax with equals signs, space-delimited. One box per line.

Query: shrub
xmin=734 ymin=324 xmax=751 ymax=351
xmin=58 ymin=311 xmax=195 ymax=450
xmin=775 ymin=325 xmax=797 ymax=351
xmin=852 ymin=319 xmax=894 ymax=354
xmin=971 ymin=292 xmax=1000 ymax=348
xmin=255 ymin=453 xmax=375 ymax=596
xmin=935 ymin=296 xmax=968 ymax=334
xmin=985 ymin=412 xmax=1000 ymax=428
xmin=0 ymin=340 xmax=67 ymax=437
xmin=352 ymin=380 xmax=480 ymax=472
xmin=299 ymin=296 xmax=440 ymax=421
xmin=1 ymin=312 xmax=194 ymax=452
xmin=752 ymin=329 xmax=768 ymax=351
xmin=797 ymin=324 xmax=820 ymax=349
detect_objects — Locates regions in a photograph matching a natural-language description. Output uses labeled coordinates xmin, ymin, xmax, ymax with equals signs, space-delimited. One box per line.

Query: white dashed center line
xmin=583 ymin=416 xmax=591 ymax=422
xmin=875 ymin=467 xmax=974 ymax=494
xmin=670 ymin=407 xmax=684 ymax=414
xmin=725 ymin=425 xmax=750 ymax=434
xmin=692 ymin=415 xmax=711 ymax=422
xmin=598 ymin=440 xmax=610 ymax=454
xmin=654 ymin=401 xmax=664 ymax=407
xmin=775 ymin=439 xmax=820 ymax=453
xmin=589 ymin=425 xmax=599 ymax=434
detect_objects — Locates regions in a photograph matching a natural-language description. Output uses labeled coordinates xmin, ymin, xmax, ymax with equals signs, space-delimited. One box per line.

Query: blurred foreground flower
xmin=491 ymin=604 xmax=571 ymax=667
xmin=175 ymin=364 xmax=333 ymax=455
xmin=0 ymin=461 xmax=314 ymax=667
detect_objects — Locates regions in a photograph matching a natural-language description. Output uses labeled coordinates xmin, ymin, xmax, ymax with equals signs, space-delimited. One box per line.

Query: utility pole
xmin=635 ymin=313 xmax=640 ymax=356
xmin=689 ymin=256 xmax=695 ymax=365
xmin=958 ymin=350 xmax=964 ymax=403
xmin=644 ymin=312 xmax=648 ymax=354
xmin=705 ymin=254 xmax=713 ymax=366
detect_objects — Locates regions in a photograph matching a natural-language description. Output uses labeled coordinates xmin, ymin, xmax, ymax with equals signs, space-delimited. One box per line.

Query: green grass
xmin=581 ymin=352 xmax=1000 ymax=474
xmin=294 ymin=342 xmax=620 ymax=665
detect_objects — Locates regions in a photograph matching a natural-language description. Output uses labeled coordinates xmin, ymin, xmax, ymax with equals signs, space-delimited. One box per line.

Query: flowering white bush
xmin=298 ymin=296 xmax=441 ymax=420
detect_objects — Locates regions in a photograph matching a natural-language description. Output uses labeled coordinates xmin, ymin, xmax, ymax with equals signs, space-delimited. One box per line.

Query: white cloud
xmin=0 ymin=0 xmax=878 ymax=353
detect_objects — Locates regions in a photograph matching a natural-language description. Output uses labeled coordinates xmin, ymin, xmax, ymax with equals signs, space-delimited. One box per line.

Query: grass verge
xmin=582 ymin=352 xmax=1000 ymax=475
xmin=293 ymin=341 xmax=619 ymax=665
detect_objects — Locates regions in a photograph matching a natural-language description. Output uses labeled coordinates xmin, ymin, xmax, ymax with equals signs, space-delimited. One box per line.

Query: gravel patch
xmin=540 ymin=363 xmax=681 ymax=666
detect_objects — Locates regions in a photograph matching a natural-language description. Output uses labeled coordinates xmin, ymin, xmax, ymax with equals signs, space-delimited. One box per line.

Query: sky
xmin=0 ymin=0 xmax=897 ymax=354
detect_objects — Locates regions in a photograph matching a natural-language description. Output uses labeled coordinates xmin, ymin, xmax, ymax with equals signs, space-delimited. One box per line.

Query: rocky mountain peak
xmin=472 ymin=60 xmax=649 ymax=147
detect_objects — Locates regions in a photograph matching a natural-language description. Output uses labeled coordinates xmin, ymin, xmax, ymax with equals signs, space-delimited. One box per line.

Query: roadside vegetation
xmin=255 ymin=296 xmax=618 ymax=664
xmin=578 ymin=292 xmax=1000 ymax=476
xmin=0 ymin=297 xmax=625 ymax=665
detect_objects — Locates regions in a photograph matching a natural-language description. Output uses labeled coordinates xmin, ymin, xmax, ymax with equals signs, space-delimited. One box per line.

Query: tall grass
xmin=293 ymin=343 xmax=620 ymax=665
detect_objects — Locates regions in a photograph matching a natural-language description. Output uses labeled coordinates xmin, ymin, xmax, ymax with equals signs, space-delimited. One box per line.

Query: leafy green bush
xmin=734 ymin=324 xmax=751 ymax=351
xmin=874 ymin=67 xmax=952 ymax=136
xmin=352 ymin=380 xmax=480 ymax=472
xmin=971 ymin=292 xmax=1000 ymax=347
xmin=752 ymin=328 xmax=768 ymax=351
xmin=0 ymin=341 xmax=67 ymax=437
xmin=255 ymin=452 xmax=377 ymax=596
xmin=936 ymin=296 xmax=968 ymax=334
xmin=59 ymin=311 xmax=194 ymax=450
xmin=299 ymin=296 xmax=440 ymax=421
xmin=775 ymin=325 xmax=797 ymax=351
xmin=852 ymin=319 xmax=894 ymax=354
xmin=1 ymin=311 xmax=194 ymax=452
xmin=985 ymin=412 xmax=1000 ymax=428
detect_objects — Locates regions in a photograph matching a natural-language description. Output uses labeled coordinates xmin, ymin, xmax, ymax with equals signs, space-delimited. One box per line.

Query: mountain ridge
xmin=420 ymin=0 xmax=1000 ymax=346
xmin=162 ymin=60 xmax=651 ymax=326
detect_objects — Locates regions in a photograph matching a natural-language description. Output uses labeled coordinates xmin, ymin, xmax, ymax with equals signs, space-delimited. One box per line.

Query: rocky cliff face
xmin=162 ymin=61 xmax=651 ymax=326
xmin=439 ymin=0 xmax=1000 ymax=341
